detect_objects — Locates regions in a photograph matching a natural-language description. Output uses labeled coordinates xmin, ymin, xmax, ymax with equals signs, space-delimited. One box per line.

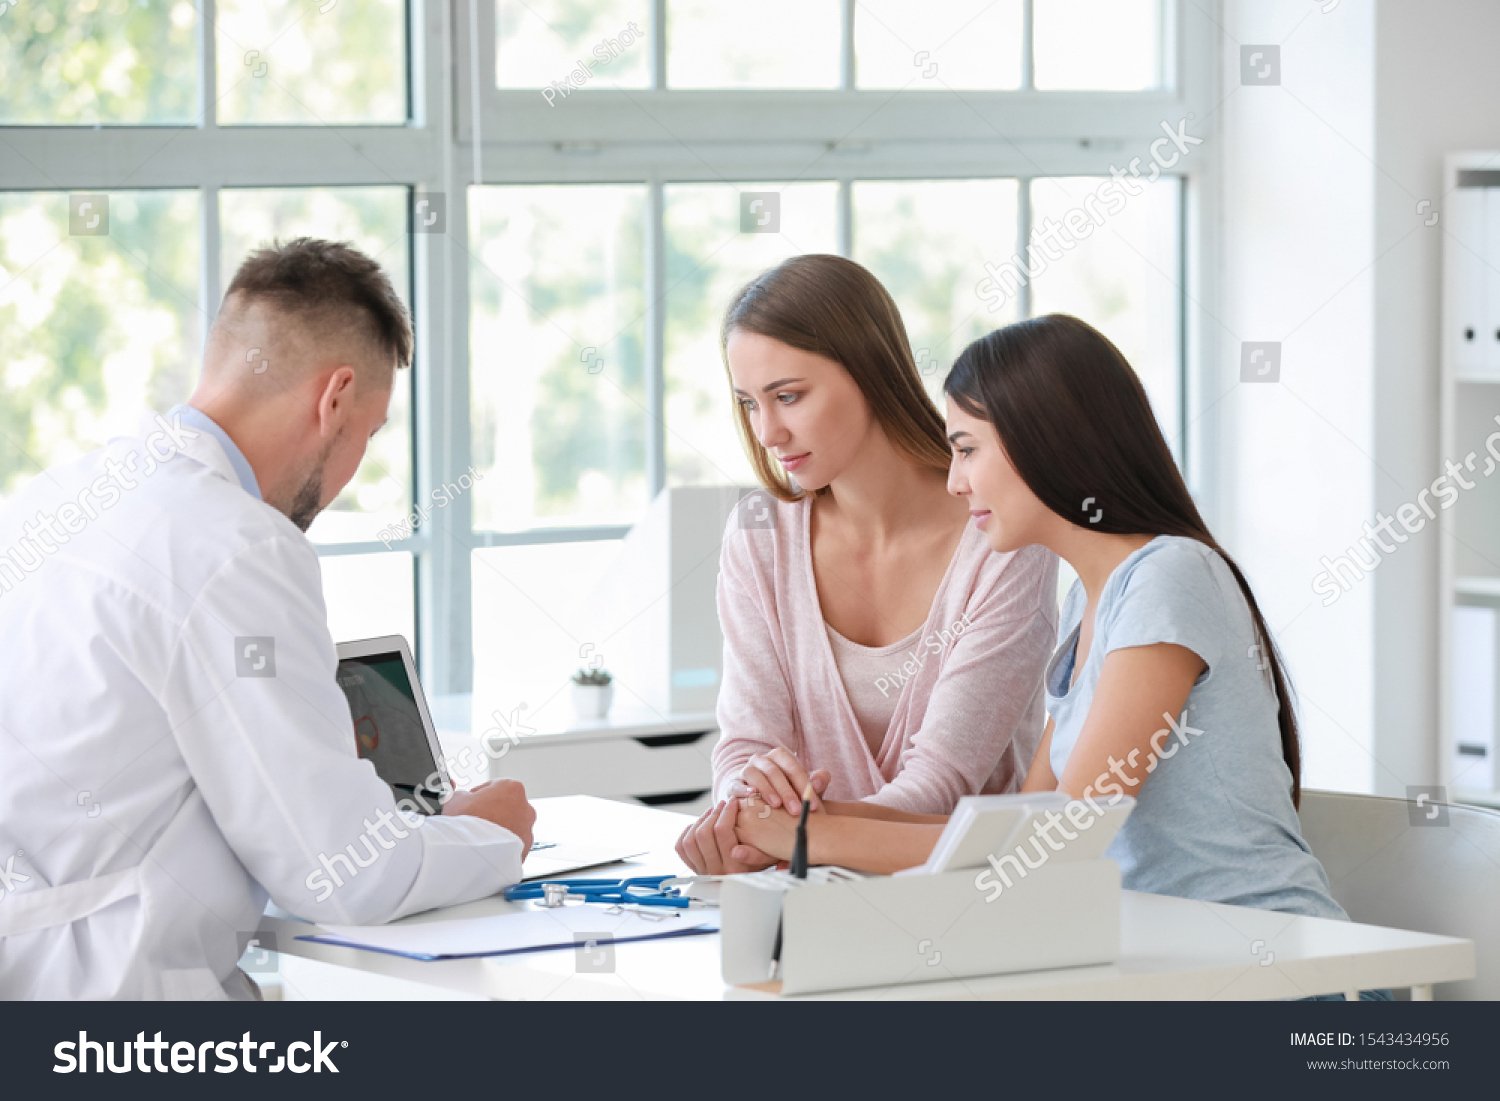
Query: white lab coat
xmin=0 ymin=412 xmax=523 ymax=999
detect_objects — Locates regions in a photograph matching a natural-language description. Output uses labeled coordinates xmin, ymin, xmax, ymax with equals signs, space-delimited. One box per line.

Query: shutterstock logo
xmin=55 ymin=1032 xmax=346 ymax=1074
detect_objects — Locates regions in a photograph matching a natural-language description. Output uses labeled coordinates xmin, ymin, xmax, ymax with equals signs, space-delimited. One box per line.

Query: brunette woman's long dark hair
xmin=944 ymin=314 xmax=1303 ymax=807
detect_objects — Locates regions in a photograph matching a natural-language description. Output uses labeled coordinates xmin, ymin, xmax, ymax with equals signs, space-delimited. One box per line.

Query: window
xmin=0 ymin=2 xmax=199 ymax=124
xmin=664 ymin=181 xmax=838 ymax=487
xmin=1033 ymin=0 xmax=1167 ymax=91
xmin=496 ymin=0 xmax=650 ymax=89
xmin=214 ymin=0 xmax=408 ymax=125
xmin=2 ymin=0 xmax=1209 ymax=701
xmin=855 ymin=0 xmax=1024 ymax=90
xmin=0 ymin=190 xmax=200 ymax=492
xmin=470 ymin=540 xmax=624 ymax=721
xmin=468 ymin=184 xmax=648 ymax=531
xmin=1029 ymin=175 xmax=1182 ymax=445
xmin=322 ymin=551 xmax=416 ymax=646
xmin=853 ymin=179 xmax=1022 ymax=405
xmin=667 ymin=0 xmax=841 ymax=89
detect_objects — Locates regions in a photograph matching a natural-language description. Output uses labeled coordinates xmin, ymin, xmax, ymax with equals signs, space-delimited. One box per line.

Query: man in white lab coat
xmin=0 ymin=238 xmax=535 ymax=999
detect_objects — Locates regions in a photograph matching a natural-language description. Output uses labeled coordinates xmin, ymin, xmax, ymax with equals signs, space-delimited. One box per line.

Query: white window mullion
xmin=1021 ymin=0 xmax=1035 ymax=92
xmin=197 ymin=0 xmax=220 ymax=337
xmin=413 ymin=0 xmax=474 ymax=694
xmin=1016 ymin=177 xmax=1033 ymax=320
xmin=646 ymin=178 xmax=666 ymax=496
xmin=197 ymin=0 xmax=217 ymax=128
xmin=651 ymin=0 xmax=668 ymax=89
xmin=840 ymin=0 xmax=856 ymax=90
xmin=837 ymin=178 xmax=853 ymax=258
xmin=201 ymin=186 xmax=221 ymax=338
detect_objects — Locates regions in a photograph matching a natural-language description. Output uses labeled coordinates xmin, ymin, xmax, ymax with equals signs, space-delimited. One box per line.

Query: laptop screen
xmin=335 ymin=651 xmax=441 ymax=808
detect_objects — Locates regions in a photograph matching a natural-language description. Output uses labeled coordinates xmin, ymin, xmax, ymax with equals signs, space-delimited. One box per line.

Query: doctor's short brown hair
xmin=720 ymin=254 xmax=951 ymax=502
xmin=222 ymin=237 xmax=413 ymax=377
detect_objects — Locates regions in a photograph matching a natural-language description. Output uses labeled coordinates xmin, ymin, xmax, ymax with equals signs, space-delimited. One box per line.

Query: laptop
xmin=333 ymin=635 xmax=646 ymax=880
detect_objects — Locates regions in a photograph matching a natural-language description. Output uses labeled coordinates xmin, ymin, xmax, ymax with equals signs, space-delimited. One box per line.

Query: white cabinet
xmin=1489 ymin=183 xmax=1500 ymax=374
xmin=1446 ymin=168 xmax=1500 ymax=379
xmin=1451 ymin=603 xmax=1497 ymax=792
xmin=484 ymin=709 xmax=718 ymax=814
xmin=1441 ymin=154 xmax=1500 ymax=800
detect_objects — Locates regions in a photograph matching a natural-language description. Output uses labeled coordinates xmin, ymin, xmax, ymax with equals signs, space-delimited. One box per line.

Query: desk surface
xmin=260 ymin=797 xmax=1476 ymax=1001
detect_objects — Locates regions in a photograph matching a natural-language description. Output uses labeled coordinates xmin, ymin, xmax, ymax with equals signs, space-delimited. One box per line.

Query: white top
xmin=0 ymin=411 xmax=523 ymax=1000
xmin=824 ymin=621 xmax=924 ymax=756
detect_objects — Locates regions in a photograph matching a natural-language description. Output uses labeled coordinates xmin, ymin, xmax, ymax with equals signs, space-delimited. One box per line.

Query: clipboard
xmin=299 ymin=906 xmax=718 ymax=961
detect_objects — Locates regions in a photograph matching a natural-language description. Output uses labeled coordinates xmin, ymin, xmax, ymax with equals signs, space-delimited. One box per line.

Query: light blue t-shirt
xmin=1045 ymin=536 xmax=1346 ymax=920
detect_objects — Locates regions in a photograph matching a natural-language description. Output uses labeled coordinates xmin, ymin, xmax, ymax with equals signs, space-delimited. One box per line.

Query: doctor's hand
xmin=443 ymin=779 xmax=537 ymax=858
xmin=727 ymin=747 xmax=830 ymax=815
xmin=675 ymin=799 xmax=778 ymax=875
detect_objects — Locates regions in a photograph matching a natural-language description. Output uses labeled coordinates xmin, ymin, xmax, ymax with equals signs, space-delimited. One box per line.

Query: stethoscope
xmin=503 ymin=874 xmax=718 ymax=913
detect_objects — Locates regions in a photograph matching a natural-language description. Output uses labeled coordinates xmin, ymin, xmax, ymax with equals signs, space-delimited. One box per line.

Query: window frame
xmin=0 ymin=0 xmax=1220 ymax=698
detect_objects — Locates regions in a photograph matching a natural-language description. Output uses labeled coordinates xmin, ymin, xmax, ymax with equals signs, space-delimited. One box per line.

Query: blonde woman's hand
xmin=727 ymin=747 xmax=831 ymax=814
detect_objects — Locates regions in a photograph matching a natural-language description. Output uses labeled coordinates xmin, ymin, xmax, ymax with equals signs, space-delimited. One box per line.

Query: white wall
xmin=1372 ymin=0 xmax=1500 ymax=795
xmin=1215 ymin=0 xmax=1376 ymax=792
xmin=1212 ymin=0 xmax=1500 ymax=796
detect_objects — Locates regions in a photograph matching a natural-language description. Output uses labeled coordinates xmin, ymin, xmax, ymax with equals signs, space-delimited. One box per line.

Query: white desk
xmin=257 ymin=797 xmax=1476 ymax=1001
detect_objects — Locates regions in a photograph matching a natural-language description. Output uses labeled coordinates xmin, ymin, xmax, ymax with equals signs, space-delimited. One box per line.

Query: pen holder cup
xmin=720 ymin=859 xmax=1121 ymax=996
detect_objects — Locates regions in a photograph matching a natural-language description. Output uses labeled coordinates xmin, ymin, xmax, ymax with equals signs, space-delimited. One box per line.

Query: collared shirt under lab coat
xmin=0 ymin=410 xmax=523 ymax=1000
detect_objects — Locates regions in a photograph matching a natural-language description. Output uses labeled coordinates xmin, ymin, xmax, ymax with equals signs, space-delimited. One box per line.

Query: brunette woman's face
xmin=944 ymin=397 xmax=1054 ymax=553
xmin=726 ymin=330 xmax=873 ymax=492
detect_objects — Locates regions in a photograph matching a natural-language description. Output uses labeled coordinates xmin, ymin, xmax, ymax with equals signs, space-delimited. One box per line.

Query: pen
xmin=768 ymin=782 xmax=814 ymax=980
xmin=789 ymin=784 xmax=812 ymax=878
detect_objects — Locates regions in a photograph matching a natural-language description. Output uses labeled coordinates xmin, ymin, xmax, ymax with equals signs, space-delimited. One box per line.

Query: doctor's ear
xmin=313 ymin=366 xmax=359 ymax=436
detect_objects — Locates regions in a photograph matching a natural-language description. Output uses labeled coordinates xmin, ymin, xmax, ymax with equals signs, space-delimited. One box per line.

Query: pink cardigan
xmin=711 ymin=495 xmax=1059 ymax=814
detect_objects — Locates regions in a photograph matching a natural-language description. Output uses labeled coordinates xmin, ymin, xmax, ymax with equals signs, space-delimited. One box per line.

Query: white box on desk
xmin=721 ymin=858 xmax=1121 ymax=996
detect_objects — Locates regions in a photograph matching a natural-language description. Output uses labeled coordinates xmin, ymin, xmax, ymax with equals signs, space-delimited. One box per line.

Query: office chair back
xmin=1298 ymin=789 xmax=1500 ymax=1000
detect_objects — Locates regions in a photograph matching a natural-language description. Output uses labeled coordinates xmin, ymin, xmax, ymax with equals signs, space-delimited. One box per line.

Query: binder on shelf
xmin=1452 ymin=603 xmax=1497 ymax=791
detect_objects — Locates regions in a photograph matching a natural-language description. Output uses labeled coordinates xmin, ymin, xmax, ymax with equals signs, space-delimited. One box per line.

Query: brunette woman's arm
xmin=821 ymin=800 xmax=948 ymax=824
xmin=733 ymin=797 xmax=946 ymax=875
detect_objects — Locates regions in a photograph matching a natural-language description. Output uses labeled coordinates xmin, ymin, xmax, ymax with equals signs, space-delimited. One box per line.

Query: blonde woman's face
xmin=726 ymin=330 xmax=873 ymax=492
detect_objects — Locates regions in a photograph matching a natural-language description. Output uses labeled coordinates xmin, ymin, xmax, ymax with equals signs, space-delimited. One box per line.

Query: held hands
xmin=675 ymin=798 xmax=779 ymax=875
xmin=674 ymin=792 xmax=819 ymax=873
xmin=442 ymin=779 xmax=537 ymax=858
xmin=730 ymin=793 xmax=811 ymax=863
xmin=727 ymin=746 xmax=831 ymax=814
xmin=675 ymin=748 xmax=832 ymax=874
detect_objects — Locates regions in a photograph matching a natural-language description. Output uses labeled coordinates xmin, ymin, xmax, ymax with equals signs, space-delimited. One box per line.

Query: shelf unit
xmin=1440 ymin=151 xmax=1500 ymax=805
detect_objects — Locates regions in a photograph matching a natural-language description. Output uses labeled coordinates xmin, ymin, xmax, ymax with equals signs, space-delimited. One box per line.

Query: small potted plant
xmin=571 ymin=667 xmax=614 ymax=719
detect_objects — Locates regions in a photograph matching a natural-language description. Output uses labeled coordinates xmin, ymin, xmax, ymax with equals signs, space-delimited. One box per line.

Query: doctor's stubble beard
xmin=284 ymin=438 xmax=338 ymax=532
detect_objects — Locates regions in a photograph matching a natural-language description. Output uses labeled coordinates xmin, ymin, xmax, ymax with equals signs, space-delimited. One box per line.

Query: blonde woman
xmin=676 ymin=255 xmax=1057 ymax=875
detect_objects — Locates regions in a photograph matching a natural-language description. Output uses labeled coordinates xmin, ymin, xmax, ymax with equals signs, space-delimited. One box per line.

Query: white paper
xmin=303 ymin=906 xmax=716 ymax=959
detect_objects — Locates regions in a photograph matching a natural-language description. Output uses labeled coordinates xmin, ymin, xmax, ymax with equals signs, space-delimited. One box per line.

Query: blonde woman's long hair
xmin=720 ymin=254 xmax=951 ymax=501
